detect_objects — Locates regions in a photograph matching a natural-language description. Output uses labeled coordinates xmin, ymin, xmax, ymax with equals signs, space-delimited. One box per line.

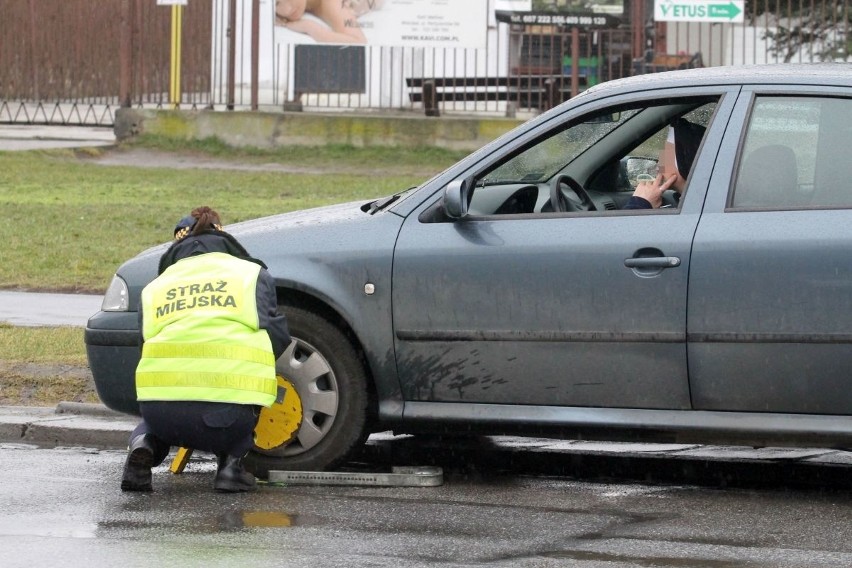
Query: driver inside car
xmin=625 ymin=118 xmax=706 ymax=209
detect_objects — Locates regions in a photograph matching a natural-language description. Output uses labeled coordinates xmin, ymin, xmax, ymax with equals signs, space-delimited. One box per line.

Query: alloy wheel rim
xmin=258 ymin=337 xmax=340 ymax=457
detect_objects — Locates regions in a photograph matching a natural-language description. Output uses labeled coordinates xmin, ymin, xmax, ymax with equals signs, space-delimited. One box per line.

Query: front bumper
xmin=84 ymin=310 xmax=142 ymax=416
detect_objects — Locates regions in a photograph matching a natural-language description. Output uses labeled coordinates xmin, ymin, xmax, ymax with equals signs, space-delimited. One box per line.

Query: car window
xmin=482 ymin=109 xmax=641 ymax=185
xmin=466 ymin=98 xmax=719 ymax=216
xmin=731 ymin=96 xmax=852 ymax=210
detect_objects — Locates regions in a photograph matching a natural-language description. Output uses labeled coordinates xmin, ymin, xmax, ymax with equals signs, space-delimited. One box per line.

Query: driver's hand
xmin=632 ymin=173 xmax=677 ymax=208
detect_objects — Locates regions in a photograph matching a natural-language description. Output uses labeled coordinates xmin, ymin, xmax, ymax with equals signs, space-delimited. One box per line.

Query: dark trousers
xmin=129 ymin=401 xmax=260 ymax=466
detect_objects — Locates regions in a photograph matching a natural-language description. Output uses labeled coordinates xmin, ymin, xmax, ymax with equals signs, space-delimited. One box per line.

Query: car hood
xmin=229 ymin=199 xmax=375 ymax=237
xmin=115 ymin=199 xmax=404 ymax=310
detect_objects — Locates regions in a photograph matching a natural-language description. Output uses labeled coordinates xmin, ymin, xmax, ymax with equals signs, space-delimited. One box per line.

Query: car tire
xmin=246 ymin=305 xmax=369 ymax=477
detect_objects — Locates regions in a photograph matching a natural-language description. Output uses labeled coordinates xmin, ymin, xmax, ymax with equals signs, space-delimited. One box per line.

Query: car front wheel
xmin=246 ymin=306 xmax=369 ymax=476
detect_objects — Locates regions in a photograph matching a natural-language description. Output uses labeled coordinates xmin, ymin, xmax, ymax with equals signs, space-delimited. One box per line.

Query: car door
xmin=688 ymin=86 xmax=852 ymax=415
xmin=392 ymin=88 xmax=738 ymax=410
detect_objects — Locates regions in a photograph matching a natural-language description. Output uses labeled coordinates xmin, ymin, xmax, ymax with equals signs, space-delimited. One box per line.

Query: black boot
xmin=214 ymin=454 xmax=256 ymax=493
xmin=121 ymin=434 xmax=156 ymax=492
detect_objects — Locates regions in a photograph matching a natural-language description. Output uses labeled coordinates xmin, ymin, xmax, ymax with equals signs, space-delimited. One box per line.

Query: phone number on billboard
xmin=509 ymin=14 xmax=610 ymax=26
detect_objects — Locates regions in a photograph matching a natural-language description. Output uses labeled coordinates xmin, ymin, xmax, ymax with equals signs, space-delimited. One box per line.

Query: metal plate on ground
xmin=266 ymin=466 xmax=443 ymax=487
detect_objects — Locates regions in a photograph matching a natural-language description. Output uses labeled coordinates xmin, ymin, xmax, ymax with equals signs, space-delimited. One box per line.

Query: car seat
xmin=733 ymin=144 xmax=799 ymax=208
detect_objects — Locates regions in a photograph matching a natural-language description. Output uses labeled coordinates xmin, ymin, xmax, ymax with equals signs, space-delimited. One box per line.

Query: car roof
xmin=580 ymin=63 xmax=852 ymax=99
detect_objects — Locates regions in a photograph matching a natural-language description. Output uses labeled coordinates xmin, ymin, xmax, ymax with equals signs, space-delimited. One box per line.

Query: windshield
xmin=482 ymin=109 xmax=641 ymax=184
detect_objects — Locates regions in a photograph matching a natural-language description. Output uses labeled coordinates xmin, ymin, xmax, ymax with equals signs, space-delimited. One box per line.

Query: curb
xmin=0 ymin=403 xmax=136 ymax=450
xmin=55 ymin=401 xmax=128 ymax=418
xmin=362 ymin=434 xmax=852 ymax=490
xmin=2 ymin=403 xmax=852 ymax=489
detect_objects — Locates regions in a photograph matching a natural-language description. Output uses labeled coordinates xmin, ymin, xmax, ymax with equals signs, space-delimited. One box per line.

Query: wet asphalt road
xmin=2 ymin=443 xmax=851 ymax=568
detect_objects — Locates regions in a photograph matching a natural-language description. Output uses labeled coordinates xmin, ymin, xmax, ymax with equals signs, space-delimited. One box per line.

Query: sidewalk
xmin=0 ymin=124 xmax=115 ymax=151
xmin=0 ymin=290 xmax=103 ymax=327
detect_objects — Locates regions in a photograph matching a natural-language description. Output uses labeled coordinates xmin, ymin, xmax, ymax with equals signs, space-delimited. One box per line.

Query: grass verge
xmin=0 ymin=140 xmax=466 ymax=292
xmin=0 ymin=325 xmax=95 ymax=406
xmin=128 ymin=134 xmax=469 ymax=172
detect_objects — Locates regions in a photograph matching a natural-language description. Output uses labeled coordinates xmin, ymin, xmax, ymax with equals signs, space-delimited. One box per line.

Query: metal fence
xmin=1 ymin=0 xmax=849 ymax=126
xmin=0 ymin=0 xmax=212 ymax=125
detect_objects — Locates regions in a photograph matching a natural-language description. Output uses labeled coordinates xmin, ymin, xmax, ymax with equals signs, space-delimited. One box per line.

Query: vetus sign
xmin=654 ymin=0 xmax=744 ymax=23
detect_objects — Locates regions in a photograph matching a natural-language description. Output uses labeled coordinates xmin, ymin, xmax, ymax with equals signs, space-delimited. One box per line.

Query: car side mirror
xmin=443 ymin=178 xmax=474 ymax=219
xmin=624 ymin=156 xmax=658 ymax=185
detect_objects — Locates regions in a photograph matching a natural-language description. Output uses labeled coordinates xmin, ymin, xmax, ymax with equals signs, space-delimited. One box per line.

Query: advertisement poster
xmin=495 ymin=0 xmax=531 ymax=9
xmin=274 ymin=0 xmax=489 ymax=48
xmin=495 ymin=0 xmax=623 ymax=26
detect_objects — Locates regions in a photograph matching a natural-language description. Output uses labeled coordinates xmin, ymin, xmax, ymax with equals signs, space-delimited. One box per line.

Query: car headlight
xmin=102 ymin=274 xmax=129 ymax=312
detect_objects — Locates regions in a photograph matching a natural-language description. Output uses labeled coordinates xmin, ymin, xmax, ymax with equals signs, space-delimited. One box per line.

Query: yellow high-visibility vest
xmin=136 ymin=252 xmax=277 ymax=407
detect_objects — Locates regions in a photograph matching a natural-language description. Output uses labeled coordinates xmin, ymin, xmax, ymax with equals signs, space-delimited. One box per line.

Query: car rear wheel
xmin=246 ymin=306 xmax=369 ymax=477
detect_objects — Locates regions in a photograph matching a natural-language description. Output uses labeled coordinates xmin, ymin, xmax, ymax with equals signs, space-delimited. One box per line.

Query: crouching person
xmin=121 ymin=206 xmax=290 ymax=493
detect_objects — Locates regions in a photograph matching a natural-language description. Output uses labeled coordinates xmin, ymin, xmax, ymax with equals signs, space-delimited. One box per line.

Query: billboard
xmin=274 ymin=0 xmax=489 ymax=48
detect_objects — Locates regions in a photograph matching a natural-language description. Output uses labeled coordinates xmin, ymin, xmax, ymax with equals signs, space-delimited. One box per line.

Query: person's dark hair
xmin=160 ymin=206 xmax=266 ymax=274
xmin=671 ymin=118 xmax=707 ymax=180
xmin=189 ymin=206 xmax=222 ymax=235
xmin=174 ymin=206 xmax=223 ymax=240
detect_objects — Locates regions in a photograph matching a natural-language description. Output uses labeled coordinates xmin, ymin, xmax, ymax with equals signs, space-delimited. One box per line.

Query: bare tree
xmin=749 ymin=0 xmax=850 ymax=62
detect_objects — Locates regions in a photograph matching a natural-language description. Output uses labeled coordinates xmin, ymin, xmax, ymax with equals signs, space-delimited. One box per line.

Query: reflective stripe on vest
xmin=136 ymin=252 xmax=276 ymax=407
xmin=142 ymin=342 xmax=275 ymax=367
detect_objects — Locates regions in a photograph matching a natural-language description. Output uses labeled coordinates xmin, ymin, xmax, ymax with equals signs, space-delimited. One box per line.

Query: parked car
xmin=86 ymin=63 xmax=852 ymax=475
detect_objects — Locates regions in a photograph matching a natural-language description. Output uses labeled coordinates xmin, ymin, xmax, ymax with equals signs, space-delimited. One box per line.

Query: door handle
xmin=624 ymin=256 xmax=680 ymax=269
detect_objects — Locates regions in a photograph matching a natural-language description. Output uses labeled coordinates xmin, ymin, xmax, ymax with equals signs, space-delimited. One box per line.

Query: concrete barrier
xmin=115 ymin=108 xmax=526 ymax=152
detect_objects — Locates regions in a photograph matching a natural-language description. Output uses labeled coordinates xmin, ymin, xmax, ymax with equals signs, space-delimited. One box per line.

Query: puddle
xmin=218 ymin=510 xmax=322 ymax=530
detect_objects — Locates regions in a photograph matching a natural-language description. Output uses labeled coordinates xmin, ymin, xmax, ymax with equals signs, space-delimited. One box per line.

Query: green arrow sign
xmin=655 ymin=0 xmax=745 ymax=23
xmin=708 ymin=2 xmax=742 ymax=20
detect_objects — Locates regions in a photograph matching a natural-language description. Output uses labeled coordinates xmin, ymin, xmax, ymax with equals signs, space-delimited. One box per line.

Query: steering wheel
xmin=550 ymin=174 xmax=597 ymax=213
xmin=661 ymin=189 xmax=679 ymax=208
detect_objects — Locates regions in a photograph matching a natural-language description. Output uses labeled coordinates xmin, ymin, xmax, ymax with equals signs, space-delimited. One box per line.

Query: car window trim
xmin=441 ymin=92 xmax=736 ymax=222
xmin=397 ymin=86 xmax=742 ymax=222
